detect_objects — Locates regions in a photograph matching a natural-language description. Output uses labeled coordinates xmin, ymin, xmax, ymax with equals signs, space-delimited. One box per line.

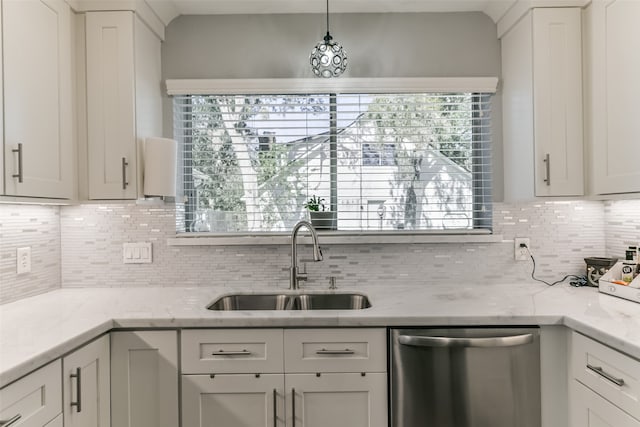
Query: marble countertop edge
xmin=1 ymin=284 xmax=640 ymax=388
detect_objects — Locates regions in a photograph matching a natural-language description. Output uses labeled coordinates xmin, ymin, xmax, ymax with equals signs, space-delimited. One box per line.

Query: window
xmin=173 ymin=89 xmax=493 ymax=234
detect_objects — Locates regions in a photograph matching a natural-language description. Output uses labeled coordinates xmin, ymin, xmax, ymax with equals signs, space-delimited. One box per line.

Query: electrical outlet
xmin=17 ymin=247 xmax=31 ymax=274
xmin=514 ymin=238 xmax=530 ymax=261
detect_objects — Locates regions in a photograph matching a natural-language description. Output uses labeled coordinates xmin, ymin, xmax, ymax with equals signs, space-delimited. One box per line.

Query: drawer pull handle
xmin=587 ymin=364 xmax=625 ymax=387
xmin=316 ymin=348 xmax=354 ymax=355
xmin=11 ymin=143 xmax=23 ymax=183
xmin=212 ymin=349 xmax=252 ymax=356
xmin=0 ymin=414 xmax=22 ymax=427
xmin=70 ymin=367 xmax=82 ymax=412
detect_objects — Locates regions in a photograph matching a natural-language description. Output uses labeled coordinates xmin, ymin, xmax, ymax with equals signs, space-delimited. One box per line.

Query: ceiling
xmin=146 ymin=0 xmax=517 ymax=24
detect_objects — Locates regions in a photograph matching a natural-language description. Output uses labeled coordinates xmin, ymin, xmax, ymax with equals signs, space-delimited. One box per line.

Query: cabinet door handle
xmin=70 ymin=367 xmax=82 ymax=412
xmin=543 ymin=153 xmax=551 ymax=186
xmin=122 ymin=157 xmax=129 ymax=190
xmin=315 ymin=348 xmax=355 ymax=355
xmin=211 ymin=349 xmax=252 ymax=356
xmin=0 ymin=414 xmax=22 ymax=427
xmin=291 ymin=388 xmax=296 ymax=427
xmin=273 ymin=389 xmax=277 ymax=427
xmin=586 ymin=364 xmax=625 ymax=387
xmin=11 ymin=143 xmax=23 ymax=183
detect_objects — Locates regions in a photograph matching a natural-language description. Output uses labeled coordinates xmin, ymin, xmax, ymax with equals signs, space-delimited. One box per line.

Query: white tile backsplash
xmin=0 ymin=205 xmax=61 ymax=304
xmin=604 ymin=199 xmax=640 ymax=258
xmin=59 ymin=200 xmax=607 ymax=289
xmin=2 ymin=198 xmax=637 ymax=304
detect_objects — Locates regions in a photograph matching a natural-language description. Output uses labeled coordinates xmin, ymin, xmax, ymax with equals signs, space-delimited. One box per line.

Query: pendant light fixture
xmin=310 ymin=0 xmax=347 ymax=78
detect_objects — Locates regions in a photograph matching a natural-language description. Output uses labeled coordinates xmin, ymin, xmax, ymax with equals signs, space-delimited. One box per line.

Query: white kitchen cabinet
xmin=501 ymin=7 xmax=584 ymax=201
xmin=62 ymin=335 xmax=110 ymax=427
xmin=2 ymin=0 xmax=73 ymax=199
xmin=571 ymin=381 xmax=640 ymax=427
xmin=569 ymin=332 xmax=640 ymax=426
xmin=182 ymin=374 xmax=285 ymax=427
xmin=0 ymin=360 xmax=62 ymax=427
xmin=84 ymin=11 xmax=162 ymax=200
xmin=110 ymin=330 xmax=179 ymax=427
xmin=286 ymin=373 xmax=386 ymax=427
xmin=181 ymin=328 xmax=387 ymax=427
xmin=584 ymin=0 xmax=640 ymax=195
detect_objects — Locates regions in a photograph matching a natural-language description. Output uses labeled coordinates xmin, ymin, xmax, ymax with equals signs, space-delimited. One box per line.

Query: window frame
xmin=168 ymin=78 xmax=498 ymax=242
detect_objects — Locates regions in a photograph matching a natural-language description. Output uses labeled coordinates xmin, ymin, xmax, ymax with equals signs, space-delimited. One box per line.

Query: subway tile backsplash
xmin=2 ymin=198 xmax=637 ymax=304
xmin=58 ymin=200 xmax=608 ymax=289
xmin=604 ymin=199 xmax=640 ymax=258
xmin=0 ymin=205 xmax=61 ymax=304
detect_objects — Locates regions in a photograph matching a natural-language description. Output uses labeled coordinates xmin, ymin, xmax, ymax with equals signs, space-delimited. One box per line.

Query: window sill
xmin=166 ymin=231 xmax=504 ymax=246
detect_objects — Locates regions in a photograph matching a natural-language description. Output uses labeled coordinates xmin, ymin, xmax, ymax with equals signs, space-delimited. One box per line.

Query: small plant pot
xmin=309 ymin=211 xmax=337 ymax=230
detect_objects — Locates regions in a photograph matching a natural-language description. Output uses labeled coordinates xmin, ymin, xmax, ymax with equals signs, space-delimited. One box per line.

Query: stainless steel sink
xmin=294 ymin=293 xmax=371 ymax=310
xmin=207 ymin=292 xmax=371 ymax=311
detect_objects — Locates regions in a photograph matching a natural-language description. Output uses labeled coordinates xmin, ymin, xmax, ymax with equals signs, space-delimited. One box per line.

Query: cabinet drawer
xmin=0 ymin=360 xmax=62 ymax=427
xmin=571 ymin=332 xmax=640 ymax=420
xmin=284 ymin=329 xmax=386 ymax=373
xmin=182 ymin=329 xmax=284 ymax=374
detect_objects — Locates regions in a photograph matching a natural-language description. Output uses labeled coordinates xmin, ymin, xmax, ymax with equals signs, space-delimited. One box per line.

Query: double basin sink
xmin=208 ymin=292 xmax=371 ymax=311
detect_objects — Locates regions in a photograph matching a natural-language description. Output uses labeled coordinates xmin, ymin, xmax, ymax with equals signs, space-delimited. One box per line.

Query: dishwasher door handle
xmin=398 ymin=333 xmax=534 ymax=348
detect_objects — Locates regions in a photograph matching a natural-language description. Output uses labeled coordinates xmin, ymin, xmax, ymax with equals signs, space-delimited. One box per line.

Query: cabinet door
xmin=85 ymin=11 xmax=137 ymax=199
xmin=2 ymin=0 xmax=73 ymax=199
xmin=532 ymin=8 xmax=584 ymax=197
xmin=589 ymin=0 xmax=640 ymax=194
xmin=285 ymin=373 xmax=387 ymax=427
xmin=110 ymin=331 xmax=179 ymax=427
xmin=0 ymin=360 xmax=61 ymax=427
xmin=571 ymin=381 xmax=640 ymax=427
xmin=182 ymin=374 xmax=285 ymax=427
xmin=62 ymin=335 xmax=110 ymax=427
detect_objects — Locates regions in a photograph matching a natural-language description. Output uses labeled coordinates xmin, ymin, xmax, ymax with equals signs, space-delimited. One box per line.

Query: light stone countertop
xmin=1 ymin=282 xmax=640 ymax=388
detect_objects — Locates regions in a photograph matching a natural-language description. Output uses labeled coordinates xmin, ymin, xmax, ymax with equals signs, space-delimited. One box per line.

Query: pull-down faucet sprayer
xmin=290 ymin=220 xmax=323 ymax=290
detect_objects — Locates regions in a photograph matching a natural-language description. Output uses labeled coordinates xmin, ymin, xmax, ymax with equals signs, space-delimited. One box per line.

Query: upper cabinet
xmin=501 ymin=7 xmax=584 ymax=201
xmin=84 ymin=11 xmax=162 ymax=200
xmin=2 ymin=0 xmax=74 ymax=199
xmin=584 ymin=0 xmax=640 ymax=195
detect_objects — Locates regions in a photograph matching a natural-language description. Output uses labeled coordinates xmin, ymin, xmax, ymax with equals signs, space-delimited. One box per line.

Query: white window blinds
xmin=173 ymin=92 xmax=493 ymax=233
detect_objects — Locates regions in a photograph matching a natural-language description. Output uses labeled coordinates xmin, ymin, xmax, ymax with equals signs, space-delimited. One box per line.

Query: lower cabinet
xmin=110 ymin=330 xmax=179 ymax=427
xmin=181 ymin=328 xmax=387 ymax=427
xmin=182 ymin=374 xmax=285 ymax=427
xmin=182 ymin=372 xmax=386 ymax=427
xmin=62 ymin=335 xmax=110 ymax=427
xmin=569 ymin=332 xmax=640 ymax=426
xmin=286 ymin=373 xmax=386 ymax=427
xmin=571 ymin=381 xmax=640 ymax=427
xmin=0 ymin=360 xmax=61 ymax=427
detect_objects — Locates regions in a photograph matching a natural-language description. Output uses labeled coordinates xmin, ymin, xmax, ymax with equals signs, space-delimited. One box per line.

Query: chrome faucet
xmin=290 ymin=220 xmax=323 ymax=289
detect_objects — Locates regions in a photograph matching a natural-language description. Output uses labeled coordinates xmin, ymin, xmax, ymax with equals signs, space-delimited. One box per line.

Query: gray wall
xmin=161 ymin=12 xmax=504 ymax=199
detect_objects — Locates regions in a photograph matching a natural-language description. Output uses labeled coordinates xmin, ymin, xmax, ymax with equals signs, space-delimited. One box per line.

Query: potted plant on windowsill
xmin=304 ymin=195 xmax=337 ymax=230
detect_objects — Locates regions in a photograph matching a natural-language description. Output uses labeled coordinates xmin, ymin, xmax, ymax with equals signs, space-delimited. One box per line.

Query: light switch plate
xmin=123 ymin=242 xmax=152 ymax=264
xmin=17 ymin=247 xmax=31 ymax=274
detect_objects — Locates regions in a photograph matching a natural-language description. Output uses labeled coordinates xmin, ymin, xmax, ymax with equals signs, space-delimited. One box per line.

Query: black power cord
xmin=520 ymin=243 xmax=587 ymax=287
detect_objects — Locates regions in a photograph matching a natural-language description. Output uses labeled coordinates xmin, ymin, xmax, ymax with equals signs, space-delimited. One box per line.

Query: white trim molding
xmin=165 ymin=77 xmax=499 ymax=96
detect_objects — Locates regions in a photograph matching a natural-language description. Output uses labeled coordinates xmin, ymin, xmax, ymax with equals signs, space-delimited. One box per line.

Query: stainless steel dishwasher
xmin=390 ymin=327 xmax=541 ymax=427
